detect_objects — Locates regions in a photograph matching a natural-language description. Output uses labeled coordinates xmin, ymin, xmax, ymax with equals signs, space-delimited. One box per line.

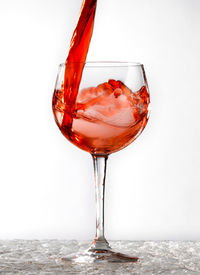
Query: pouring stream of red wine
xmin=62 ymin=0 xmax=97 ymax=131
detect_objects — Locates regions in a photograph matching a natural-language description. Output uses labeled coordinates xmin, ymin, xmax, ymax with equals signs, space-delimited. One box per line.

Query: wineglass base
xmin=59 ymin=248 xmax=139 ymax=263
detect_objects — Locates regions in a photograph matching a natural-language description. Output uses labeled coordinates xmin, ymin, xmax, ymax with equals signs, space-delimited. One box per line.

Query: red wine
xmin=53 ymin=80 xmax=149 ymax=154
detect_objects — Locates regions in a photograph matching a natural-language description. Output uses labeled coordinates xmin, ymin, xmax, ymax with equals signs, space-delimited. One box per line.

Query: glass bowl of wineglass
xmin=52 ymin=61 xmax=150 ymax=263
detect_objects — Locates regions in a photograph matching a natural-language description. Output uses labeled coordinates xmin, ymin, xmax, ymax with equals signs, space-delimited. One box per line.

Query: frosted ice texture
xmin=0 ymin=240 xmax=199 ymax=274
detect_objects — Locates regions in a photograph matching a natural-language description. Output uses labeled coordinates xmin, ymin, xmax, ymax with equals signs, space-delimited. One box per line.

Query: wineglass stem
xmin=91 ymin=154 xmax=110 ymax=250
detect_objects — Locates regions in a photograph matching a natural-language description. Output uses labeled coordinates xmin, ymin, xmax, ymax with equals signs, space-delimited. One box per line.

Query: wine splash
xmin=53 ymin=78 xmax=149 ymax=154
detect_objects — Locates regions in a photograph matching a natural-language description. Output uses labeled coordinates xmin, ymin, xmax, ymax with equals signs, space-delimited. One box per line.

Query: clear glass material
xmin=52 ymin=62 xmax=150 ymax=263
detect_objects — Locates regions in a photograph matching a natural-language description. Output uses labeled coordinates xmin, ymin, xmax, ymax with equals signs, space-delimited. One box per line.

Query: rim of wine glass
xmin=59 ymin=61 xmax=143 ymax=67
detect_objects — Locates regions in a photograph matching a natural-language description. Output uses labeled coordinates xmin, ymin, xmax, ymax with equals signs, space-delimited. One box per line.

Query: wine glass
xmin=52 ymin=62 xmax=150 ymax=263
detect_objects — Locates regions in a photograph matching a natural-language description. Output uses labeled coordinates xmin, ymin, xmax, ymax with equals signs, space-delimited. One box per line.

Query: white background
xmin=0 ymin=0 xmax=200 ymax=240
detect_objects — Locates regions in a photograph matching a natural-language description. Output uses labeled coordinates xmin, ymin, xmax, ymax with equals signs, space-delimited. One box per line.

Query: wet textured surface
xmin=0 ymin=240 xmax=200 ymax=274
